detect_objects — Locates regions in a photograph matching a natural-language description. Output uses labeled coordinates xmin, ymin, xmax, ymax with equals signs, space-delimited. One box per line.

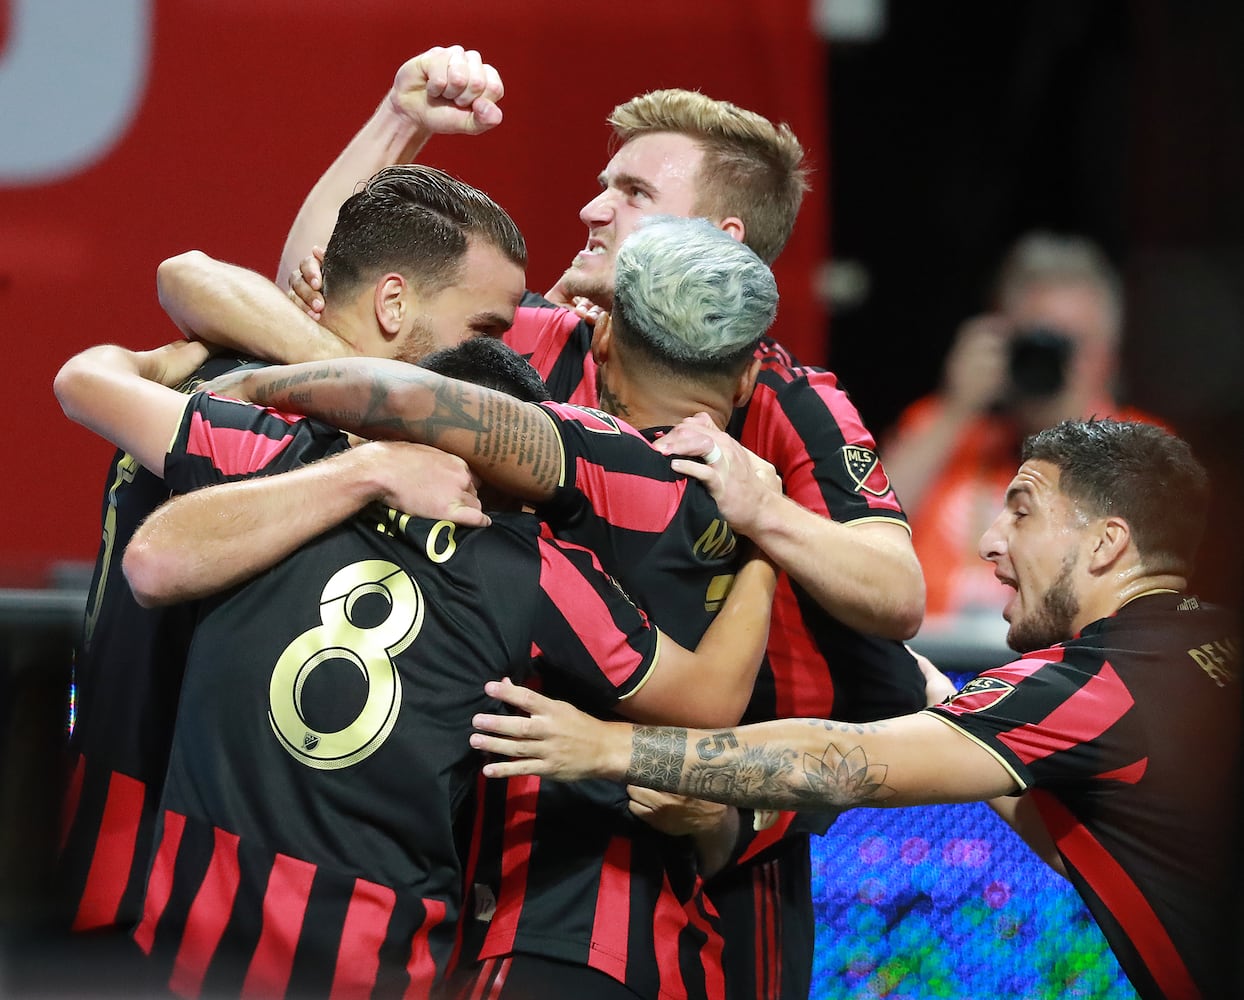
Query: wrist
xmin=374 ymin=96 xmax=431 ymax=161
xmin=735 ymin=486 xmax=789 ymax=542
xmin=338 ymin=442 xmax=397 ymax=508
xmin=611 ymin=724 xmax=639 ymax=784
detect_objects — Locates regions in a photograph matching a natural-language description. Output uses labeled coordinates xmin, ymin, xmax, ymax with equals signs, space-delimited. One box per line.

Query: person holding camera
xmin=883 ymin=230 xmax=1167 ymax=618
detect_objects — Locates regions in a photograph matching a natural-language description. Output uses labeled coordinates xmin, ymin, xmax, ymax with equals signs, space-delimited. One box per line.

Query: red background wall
xmin=0 ymin=0 xmax=828 ymax=584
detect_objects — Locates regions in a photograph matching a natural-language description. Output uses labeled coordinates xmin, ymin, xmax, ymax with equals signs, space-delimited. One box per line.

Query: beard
xmin=1006 ymin=551 xmax=1081 ymax=653
xmin=555 ymin=260 xmax=615 ymax=311
xmin=390 ymin=316 xmax=440 ymax=366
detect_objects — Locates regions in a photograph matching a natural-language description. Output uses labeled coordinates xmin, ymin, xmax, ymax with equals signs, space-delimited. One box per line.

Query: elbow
xmin=882 ymin=555 xmax=927 ymax=640
xmin=122 ymin=535 xmax=178 ymax=608
xmin=52 ymin=361 xmax=79 ymax=418
xmin=893 ymin=587 xmax=926 ymax=641
xmin=156 ymin=250 xmax=208 ymax=320
xmin=53 ymin=351 xmax=97 ymax=424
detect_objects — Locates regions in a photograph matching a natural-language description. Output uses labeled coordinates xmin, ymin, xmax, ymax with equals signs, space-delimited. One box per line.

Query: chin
xmin=560 ymin=269 xmax=614 ymax=309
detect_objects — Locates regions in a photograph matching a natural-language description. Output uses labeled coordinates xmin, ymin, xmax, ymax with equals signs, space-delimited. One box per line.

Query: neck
xmin=598 ymin=369 xmax=734 ymax=432
xmin=320 ymin=306 xmax=382 ymax=358
xmin=1075 ymin=570 xmax=1187 ymax=632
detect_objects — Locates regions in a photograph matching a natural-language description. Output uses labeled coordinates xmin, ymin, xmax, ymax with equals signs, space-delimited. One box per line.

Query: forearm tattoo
xmin=245 ymin=364 xmax=562 ymax=491
xmin=626 ymin=719 xmax=897 ymax=811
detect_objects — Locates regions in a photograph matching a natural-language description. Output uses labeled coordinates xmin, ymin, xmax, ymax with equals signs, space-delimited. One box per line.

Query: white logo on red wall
xmin=0 ymin=0 xmax=151 ymax=184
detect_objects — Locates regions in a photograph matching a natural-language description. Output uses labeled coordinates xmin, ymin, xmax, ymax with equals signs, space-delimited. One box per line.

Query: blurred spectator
xmin=883 ymin=231 xmax=1167 ymax=618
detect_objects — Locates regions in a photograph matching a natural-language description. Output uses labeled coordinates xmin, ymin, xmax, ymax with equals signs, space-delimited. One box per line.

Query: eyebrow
xmin=1005 ymin=484 xmax=1033 ymax=506
xmin=600 ymin=170 xmax=655 ymax=196
xmin=468 ymin=312 xmax=515 ymax=333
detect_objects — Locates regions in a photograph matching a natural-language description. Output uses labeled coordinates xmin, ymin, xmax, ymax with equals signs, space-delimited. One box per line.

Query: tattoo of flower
xmin=804 ymin=744 xmax=895 ymax=806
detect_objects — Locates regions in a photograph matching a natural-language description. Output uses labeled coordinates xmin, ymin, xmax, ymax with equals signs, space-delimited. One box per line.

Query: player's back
xmin=137 ymin=507 xmax=545 ymax=999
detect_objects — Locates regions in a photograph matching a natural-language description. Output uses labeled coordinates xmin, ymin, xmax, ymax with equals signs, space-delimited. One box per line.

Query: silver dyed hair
xmin=613 ymin=216 xmax=778 ymax=372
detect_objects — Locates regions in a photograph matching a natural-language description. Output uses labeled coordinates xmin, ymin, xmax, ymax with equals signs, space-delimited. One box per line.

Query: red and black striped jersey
xmin=927 ymin=592 xmax=1240 ymax=1000
xmin=504 ymin=295 xmax=928 ymax=1000
xmin=57 ymin=355 xmax=267 ymax=936
xmin=533 ymin=401 xmax=739 ymax=648
xmin=508 ymin=299 xmax=925 ymax=723
xmin=134 ymin=393 xmax=664 ymax=999
xmin=453 ymin=400 xmax=742 ymax=1000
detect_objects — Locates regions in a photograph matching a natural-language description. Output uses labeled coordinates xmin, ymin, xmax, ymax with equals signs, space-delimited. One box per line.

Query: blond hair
xmin=608 ymin=90 xmax=809 ymax=265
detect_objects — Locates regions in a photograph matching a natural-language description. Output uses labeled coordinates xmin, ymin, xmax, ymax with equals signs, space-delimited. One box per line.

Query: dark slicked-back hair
xmin=321 ymin=164 xmax=526 ymax=299
xmin=1023 ymin=418 xmax=1209 ymax=575
xmin=419 ymin=337 xmax=550 ymax=404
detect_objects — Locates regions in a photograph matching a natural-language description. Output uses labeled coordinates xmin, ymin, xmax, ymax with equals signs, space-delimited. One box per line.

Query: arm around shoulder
xmin=54 ymin=342 xmax=203 ymax=476
xmin=157 ymin=251 xmax=350 ymax=363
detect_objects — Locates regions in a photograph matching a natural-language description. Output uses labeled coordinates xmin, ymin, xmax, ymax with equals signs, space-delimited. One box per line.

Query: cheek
xmin=612 ymin=210 xmax=643 ymax=243
xmin=435 ymin=324 xmax=474 ymax=350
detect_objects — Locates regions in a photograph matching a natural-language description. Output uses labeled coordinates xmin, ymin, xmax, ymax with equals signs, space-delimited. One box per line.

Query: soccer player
xmin=149 ymin=215 xmax=788 ymax=997
xmin=472 ymin=418 xmax=1241 ymax=1000
xmin=50 ymin=164 xmax=510 ymax=954
xmin=267 ymin=44 xmax=931 ymax=1000
xmin=55 ymin=333 xmax=771 ymax=998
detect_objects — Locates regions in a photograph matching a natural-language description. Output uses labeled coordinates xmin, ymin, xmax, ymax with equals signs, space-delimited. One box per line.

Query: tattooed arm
xmin=471 ymin=678 xmax=1019 ymax=811
xmin=210 ymin=358 xmax=565 ymax=502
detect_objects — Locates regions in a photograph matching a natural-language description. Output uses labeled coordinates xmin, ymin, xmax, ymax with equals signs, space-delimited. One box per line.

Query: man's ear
xmin=718 ymin=216 xmax=746 ymax=245
xmin=1088 ymin=515 xmax=1131 ymax=573
xmin=589 ymin=312 xmax=613 ymax=364
xmin=732 ymin=356 xmax=762 ymax=408
xmin=374 ymin=274 xmax=408 ymax=338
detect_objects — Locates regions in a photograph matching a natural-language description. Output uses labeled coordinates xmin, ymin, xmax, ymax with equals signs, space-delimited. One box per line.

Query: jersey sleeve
xmin=162 ymin=391 xmax=345 ymax=494
xmin=529 ymin=534 xmax=661 ymax=712
xmin=738 ymin=362 xmax=908 ymax=527
xmin=924 ymin=650 xmax=1142 ymax=792
xmin=502 ymin=292 xmax=588 ymax=375
xmin=533 ymin=402 xmax=689 ymax=563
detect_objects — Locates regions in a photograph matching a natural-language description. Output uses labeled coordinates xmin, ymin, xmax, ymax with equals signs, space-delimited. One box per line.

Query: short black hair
xmin=1023 ymin=418 xmax=1209 ymax=574
xmin=322 ymin=164 xmax=526 ymax=300
xmin=419 ymin=337 xmax=550 ymax=404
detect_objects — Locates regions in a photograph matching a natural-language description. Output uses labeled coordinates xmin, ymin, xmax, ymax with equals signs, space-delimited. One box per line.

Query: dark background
xmin=824 ymin=0 xmax=1243 ymax=608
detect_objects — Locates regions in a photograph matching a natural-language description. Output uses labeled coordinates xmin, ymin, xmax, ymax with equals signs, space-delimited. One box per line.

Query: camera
xmin=1007 ymin=326 xmax=1074 ymax=399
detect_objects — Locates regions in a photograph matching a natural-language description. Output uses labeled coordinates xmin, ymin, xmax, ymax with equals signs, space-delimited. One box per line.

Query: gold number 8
xmin=269 ymin=559 xmax=423 ymax=769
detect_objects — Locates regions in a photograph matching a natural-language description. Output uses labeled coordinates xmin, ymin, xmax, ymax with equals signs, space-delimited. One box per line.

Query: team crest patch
xmin=947 ymin=675 xmax=1016 ymax=713
xmin=565 ymin=405 xmax=622 ymax=434
xmin=841 ymin=446 xmax=891 ymax=496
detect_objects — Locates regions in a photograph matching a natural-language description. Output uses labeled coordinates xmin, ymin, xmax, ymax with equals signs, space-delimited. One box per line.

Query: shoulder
xmin=506 ymin=292 xmax=590 ymax=351
xmin=539 ymin=401 xmax=647 ymax=441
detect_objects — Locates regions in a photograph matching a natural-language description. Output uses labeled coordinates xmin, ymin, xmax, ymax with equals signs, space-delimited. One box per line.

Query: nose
xmin=978 ymin=511 xmax=1006 ymax=563
xmin=580 ymin=188 xmax=614 ymax=228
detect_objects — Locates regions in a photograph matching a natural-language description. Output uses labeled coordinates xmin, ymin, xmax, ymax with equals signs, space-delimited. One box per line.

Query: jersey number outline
xmin=269 ymin=558 xmax=425 ymax=770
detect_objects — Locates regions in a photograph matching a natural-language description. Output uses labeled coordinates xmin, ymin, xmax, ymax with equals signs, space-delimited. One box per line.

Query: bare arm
xmin=621 ymin=547 xmax=776 ymax=728
xmin=54 ymin=341 xmax=208 ymax=475
xmin=215 ymin=358 xmax=565 ymax=503
xmin=122 ymin=441 xmax=489 ymax=607
xmin=278 ymin=46 xmax=504 ymax=285
xmin=158 ymin=251 xmax=352 ymax=362
xmin=472 ymin=681 xmax=1018 ymax=811
xmin=988 ymin=794 xmax=1068 ymax=877
xmin=656 ymin=415 xmax=925 ymax=639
